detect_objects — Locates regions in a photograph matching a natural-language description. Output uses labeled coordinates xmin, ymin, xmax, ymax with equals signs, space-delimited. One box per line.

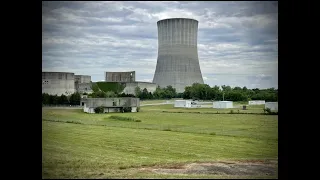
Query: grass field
xmin=42 ymin=103 xmax=278 ymax=179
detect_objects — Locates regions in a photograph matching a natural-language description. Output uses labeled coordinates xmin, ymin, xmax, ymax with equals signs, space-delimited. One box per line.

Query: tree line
xmin=42 ymin=83 xmax=278 ymax=105
xmin=42 ymin=92 xmax=81 ymax=105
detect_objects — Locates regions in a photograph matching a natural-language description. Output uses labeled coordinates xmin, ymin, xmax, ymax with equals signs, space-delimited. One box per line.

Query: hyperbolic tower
xmin=152 ymin=18 xmax=204 ymax=93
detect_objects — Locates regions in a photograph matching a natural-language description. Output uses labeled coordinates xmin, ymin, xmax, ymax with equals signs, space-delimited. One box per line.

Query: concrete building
xmin=105 ymin=71 xmax=135 ymax=82
xmin=42 ymin=72 xmax=75 ymax=96
xmin=75 ymin=75 xmax=91 ymax=83
xmin=82 ymin=97 xmax=140 ymax=113
xmin=76 ymin=83 xmax=93 ymax=94
xmin=122 ymin=81 xmax=158 ymax=95
xmin=248 ymin=100 xmax=266 ymax=105
xmin=153 ymin=18 xmax=204 ymax=93
xmin=213 ymin=101 xmax=233 ymax=109
xmin=265 ymin=102 xmax=278 ymax=111
xmin=174 ymin=100 xmax=201 ymax=108
xmin=75 ymin=75 xmax=92 ymax=94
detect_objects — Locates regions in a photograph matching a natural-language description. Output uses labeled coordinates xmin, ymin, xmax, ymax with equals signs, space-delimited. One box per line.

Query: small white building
xmin=174 ymin=100 xmax=192 ymax=108
xmin=213 ymin=101 xmax=233 ymax=109
xmin=248 ymin=100 xmax=265 ymax=105
xmin=82 ymin=97 xmax=140 ymax=113
xmin=265 ymin=102 xmax=278 ymax=111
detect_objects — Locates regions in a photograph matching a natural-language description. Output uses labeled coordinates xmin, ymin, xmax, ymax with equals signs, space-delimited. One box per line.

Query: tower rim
xmin=157 ymin=18 xmax=198 ymax=24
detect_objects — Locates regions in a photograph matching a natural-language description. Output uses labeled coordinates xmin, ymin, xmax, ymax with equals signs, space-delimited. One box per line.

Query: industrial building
xmin=75 ymin=75 xmax=91 ymax=83
xmin=248 ymin=100 xmax=266 ymax=105
xmin=174 ymin=100 xmax=201 ymax=108
xmin=153 ymin=18 xmax=204 ymax=93
xmin=213 ymin=101 xmax=233 ymax=109
xmin=265 ymin=102 xmax=278 ymax=111
xmin=82 ymin=97 xmax=140 ymax=113
xmin=42 ymin=72 xmax=75 ymax=96
xmin=105 ymin=71 xmax=135 ymax=82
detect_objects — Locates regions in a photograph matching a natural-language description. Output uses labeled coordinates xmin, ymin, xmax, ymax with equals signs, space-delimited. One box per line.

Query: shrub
xmin=136 ymin=107 xmax=140 ymax=112
xmin=123 ymin=107 xmax=132 ymax=112
xmin=230 ymin=110 xmax=234 ymax=114
xmin=94 ymin=106 xmax=104 ymax=113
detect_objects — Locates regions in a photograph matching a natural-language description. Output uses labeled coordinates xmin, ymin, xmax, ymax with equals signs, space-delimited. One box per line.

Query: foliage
xmin=136 ymin=107 xmax=140 ymax=112
xmin=91 ymin=83 xmax=100 ymax=92
xmin=182 ymin=83 xmax=277 ymax=102
xmin=94 ymin=106 xmax=104 ymax=113
xmin=69 ymin=92 xmax=81 ymax=105
xmin=96 ymin=82 xmax=126 ymax=93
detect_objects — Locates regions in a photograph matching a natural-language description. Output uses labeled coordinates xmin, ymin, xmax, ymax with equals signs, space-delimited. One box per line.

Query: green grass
xmin=42 ymin=105 xmax=278 ymax=179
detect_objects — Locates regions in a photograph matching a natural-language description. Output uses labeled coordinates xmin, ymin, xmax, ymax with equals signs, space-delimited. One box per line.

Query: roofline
xmin=157 ymin=18 xmax=198 ymax=23
xmin=42 ymin=71 xmax=75 ymax=74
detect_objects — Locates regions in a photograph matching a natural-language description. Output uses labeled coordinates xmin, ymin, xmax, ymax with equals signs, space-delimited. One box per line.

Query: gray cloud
xmin=42 ymin=1 xmax=278 ymax=89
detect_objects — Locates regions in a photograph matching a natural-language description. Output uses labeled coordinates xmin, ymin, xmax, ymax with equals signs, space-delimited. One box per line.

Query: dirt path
xmin=140 ymin=160 xmax=277 ymax=177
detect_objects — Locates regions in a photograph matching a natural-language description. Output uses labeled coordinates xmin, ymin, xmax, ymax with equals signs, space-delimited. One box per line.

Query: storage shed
xmin=248 ymin=100 xmax=265 ymax=105
xmin=265 ymin=102 xmax=278 ymax=111
xmin=174 ymin=100 xmax=192 ymax=108
xmin=213 ymin=101 xmax=233 ymax=109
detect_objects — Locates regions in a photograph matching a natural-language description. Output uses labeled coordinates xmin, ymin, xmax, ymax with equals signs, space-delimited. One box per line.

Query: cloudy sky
xmin=42 ymin=1 xmax=278 ymax=89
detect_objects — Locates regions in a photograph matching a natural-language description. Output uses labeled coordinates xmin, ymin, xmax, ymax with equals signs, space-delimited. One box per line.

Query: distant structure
xmin=105 ymin=71 xmax=135 ymax=82
xmin=82 ymin=97 xmax=140 ymax=113
xmin=153 ymin=18 xmax=204 ymax=93
xmin=42 ymin=72 xmax=75 ymax=96
xmin=174 ymin=100 xmax=200 ymax=108
xmin=75 ymin=75 xmax=92 ymax=94
xmin=265 ymin=102 xmax=278 ymax=111
xmin=75 ymin=75 xmax=91 ymax=83
xmin=248 ymin=100 xmax=266 ymax=105
xmin=105 ymin=71 xmax=157 ymax=95
xmin=213 ymin=101 xmax=233 ymax=109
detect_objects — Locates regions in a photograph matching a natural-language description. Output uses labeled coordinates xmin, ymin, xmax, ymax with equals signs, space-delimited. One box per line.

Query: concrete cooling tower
xmin=152 ymin=18 xmax=204 ymax=93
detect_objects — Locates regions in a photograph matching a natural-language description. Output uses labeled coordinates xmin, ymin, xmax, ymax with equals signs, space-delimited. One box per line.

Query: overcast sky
xmin=42 ymin=1 xmax=278 ymax=89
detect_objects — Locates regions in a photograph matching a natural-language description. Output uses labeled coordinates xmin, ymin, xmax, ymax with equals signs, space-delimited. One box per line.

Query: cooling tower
xmin=152 ymin=18 xmax=204 ymax=93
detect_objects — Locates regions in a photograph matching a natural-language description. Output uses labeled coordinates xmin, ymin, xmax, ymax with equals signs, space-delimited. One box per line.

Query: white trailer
xmin=213 ymin=101 xmax=233 ymax=109
xmin=174 ymin=100 xmax=195 ymax=108
xmin=265 ymin=102 xmax=278 ymax=111
xmin=248 ymin=100 xmax=265 ymax=105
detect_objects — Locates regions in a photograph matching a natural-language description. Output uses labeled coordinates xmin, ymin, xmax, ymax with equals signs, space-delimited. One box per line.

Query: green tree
xmin=69 ymin=92 xmax=81 ymax=105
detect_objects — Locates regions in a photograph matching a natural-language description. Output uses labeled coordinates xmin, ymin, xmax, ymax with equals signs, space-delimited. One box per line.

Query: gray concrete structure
xmin=42 ymin=72 xmax=75 ymax=95
xmin=82 ymin=97 xmax=140 ymax=113
xmin=153 ymin=18 xmax=204 ymax=93
xmin=122 ymin=81 xmax=158 ymax=95
xmin=75 ymin=75 xmax=91 ymax=83
xmin=75 ymin=82 xmax=93 ymax=94
xmin=105 ymin=71 xmax=135 ymax=82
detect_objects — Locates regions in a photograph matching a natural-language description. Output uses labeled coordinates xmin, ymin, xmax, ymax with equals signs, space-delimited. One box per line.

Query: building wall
xmin=42 ymin=72 xmax=75 ymax=96
xmin=122 ymin=82 xmax=158 ymax=95
xmin=75 ymin=82 xmax=93 ymax=94
xmin=105 ymin=71 xmax=135 ymax=82
xmin=213 ymin=101 xmax=233 ymax=109
xmin=153 ymin=18 xmax=204 ymax=93
xmin=249 ymin=100 xmax=266 ymax=105
xmin=75 ymin=75 xmax=91 ymax=83
xmin=265 ymin=102 xmax=278 ymax=111
xmin=83 ymin=98 xmax=140 ymax=113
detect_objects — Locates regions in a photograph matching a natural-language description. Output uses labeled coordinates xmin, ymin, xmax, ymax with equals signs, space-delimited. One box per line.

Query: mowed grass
xmin=42 ymin=105 xmax=278 ymax=179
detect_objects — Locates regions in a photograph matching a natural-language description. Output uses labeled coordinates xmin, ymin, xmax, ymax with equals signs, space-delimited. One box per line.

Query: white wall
xmin=249 ymin=100 xmax=265 ymax=105
xmin=174 ymin=100 xmax=186 ymax=107
xmin=265 ymin=102 xmax=278 ymax=111
xmin=213 ymin=101 xmax=233 ymax=109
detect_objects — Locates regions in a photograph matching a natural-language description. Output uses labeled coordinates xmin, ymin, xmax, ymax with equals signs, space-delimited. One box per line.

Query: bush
xmin=94 ymin=106 xmax=104 ymax=113
xmin=136 ymin=107 xmax=140 ymax=112
xmin=230 ymin=110 xmax=234 ymax=114
xmin=123 ymin=107 xmax=132 ymax=112
xmin=109 ymin=116 xmax=141 ymax=122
